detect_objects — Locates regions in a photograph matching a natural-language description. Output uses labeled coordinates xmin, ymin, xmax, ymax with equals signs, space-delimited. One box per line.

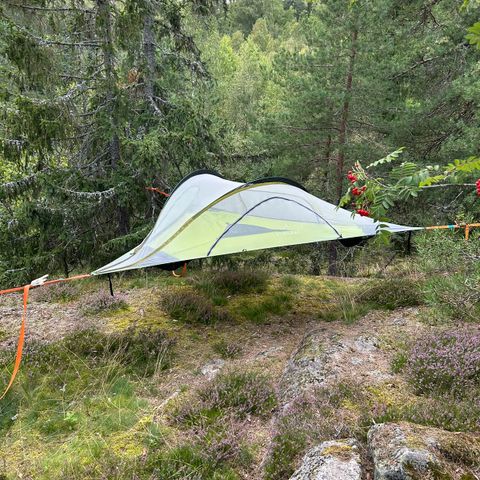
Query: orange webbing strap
xmin=0 ymin=285 xmax=29 ymax=400
xmin=0 ymin=273 xmax=91 ymax=399
xmin=146 ymin=187 xmax=170 ymax=197
xmin=171 ymin=262 xmax=187 ymax=278
xmin=425 ymin=223 xmax=480 ymax=240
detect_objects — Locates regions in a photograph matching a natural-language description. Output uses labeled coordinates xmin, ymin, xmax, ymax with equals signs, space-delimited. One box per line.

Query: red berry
xmin=352 ymin=187 xmax=360 ymax=196
xmin=356 ymin=209 xmax=370 ymax=217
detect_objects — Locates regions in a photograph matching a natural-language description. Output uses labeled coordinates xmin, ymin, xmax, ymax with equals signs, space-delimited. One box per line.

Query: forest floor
xmin=0 ymin=271 xmax=476 ymax=479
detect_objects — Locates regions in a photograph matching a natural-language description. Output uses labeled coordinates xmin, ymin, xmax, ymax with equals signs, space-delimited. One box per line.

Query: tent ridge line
xmin=206 ymin=195 xmax=343 ymax=257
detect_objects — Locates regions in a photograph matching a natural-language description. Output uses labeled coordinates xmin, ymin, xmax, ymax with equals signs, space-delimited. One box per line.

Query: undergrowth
xmin=0 ymin=326 xmax=175 ymax=479
xmin=237 ymin=292 xmax=293 ymax=323
xmin=161 ymin=289 xmax=231 ymax=324
xmin=80 ymin=290 xmax=128 ymax=315
xmin=190 ymin=269 xmax=269 ymax=306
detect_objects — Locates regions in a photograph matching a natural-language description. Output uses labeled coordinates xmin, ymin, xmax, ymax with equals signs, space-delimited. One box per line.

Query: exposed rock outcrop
xmin=289 ymin=439 xmax=362 ymax=480
xmin=368 ymin=422 xmax=480 ymax=480
xmin=279 ymin=328 xmax=333 ymax=404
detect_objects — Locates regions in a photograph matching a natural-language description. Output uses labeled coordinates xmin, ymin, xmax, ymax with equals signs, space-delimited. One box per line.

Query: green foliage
xmin=147 ymin=445 xmax=240 ymax=480
xmin=191 ymin=269 xmax=269 ymax=305
xmin=361 ymin=277 xmax=422 ymax=311
xmin=0 ymin=326 xmax=175 ymax=478
xmin=161 ymin=289 xmax=231 ymax=324
xmin=341 ymin=152 xmax=480 ymax=220
xmin=466 ymin=21 xmax=480 ymax=48
xmin=317 ymin=283 xmax=371 ymax=323
xmin=212 ymin=339 xmax=243 ymax=359
xmin=415 ymin=231 xmax=480 ymax=323
xmin=176 ymin=368 xmax=277 ymax=425
xmin=237 ymin=292 xmax=293 ymax=323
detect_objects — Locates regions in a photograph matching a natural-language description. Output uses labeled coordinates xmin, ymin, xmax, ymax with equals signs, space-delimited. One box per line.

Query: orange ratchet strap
xmin=146 ymin=187 xmax=170 ymax=197
xmin=0 ymin=273 xmax=91 ymax=399
xmin=171 ymin=262 xmax=187 ymax=278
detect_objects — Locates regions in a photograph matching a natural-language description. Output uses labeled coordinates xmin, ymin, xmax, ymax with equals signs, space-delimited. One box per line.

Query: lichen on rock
xmin=289 ymin=438 xmax=362 ymax=480
xmin=368 ymin=422 xmax=480 ymax=480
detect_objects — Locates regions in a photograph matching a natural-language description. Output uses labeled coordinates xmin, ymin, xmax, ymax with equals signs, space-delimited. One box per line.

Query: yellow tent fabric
xmin=93 ymin=171 xmax=419 ymax=275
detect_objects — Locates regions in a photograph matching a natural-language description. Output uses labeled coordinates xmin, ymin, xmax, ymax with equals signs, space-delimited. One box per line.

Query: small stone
xmin=200 ymin=358 xmax=225 ymax=380
xmin=289 ymin=439 xmax=362 ymax=480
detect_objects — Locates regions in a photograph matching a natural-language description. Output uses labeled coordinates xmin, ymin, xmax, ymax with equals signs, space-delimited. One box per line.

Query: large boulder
xmin=368 ymin=422 xmax=480 ymax=480
xmin=289 ymin=439 xmax=362 ymax=480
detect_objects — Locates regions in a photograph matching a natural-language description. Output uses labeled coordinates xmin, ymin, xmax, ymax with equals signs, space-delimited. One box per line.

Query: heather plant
xmin=407 ymin=329 xmax=480 ymax=396
xmin=161 ymin=289 xmax=231 ymax=324
xmin=317 ymin=285 xmax=371 ymax=323
xmin=192 ymin=416 xmax=254 ymax=469
xmin=175 ymin=368 xmax=277 ymax=426
xmin=79 ymin=290 xmax=128 ymax=315
xmin=32 ymin=282 xmax=80 ymax=303
xmin=264 ymin=383 xmax=368 ymax=480
xmin=191 ymin=269 xmax=269 ymax=304
xmin=212 ymin=339 xmax=243 ymax=359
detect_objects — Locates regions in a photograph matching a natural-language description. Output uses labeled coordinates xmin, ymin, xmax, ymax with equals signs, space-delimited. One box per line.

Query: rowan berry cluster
xmin=347 ymin=170 xmax=370 ymax=217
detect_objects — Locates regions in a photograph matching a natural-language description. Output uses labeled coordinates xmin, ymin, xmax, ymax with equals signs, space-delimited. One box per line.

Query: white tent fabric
xmin=93 ymin=171 xmax=420 ymax=275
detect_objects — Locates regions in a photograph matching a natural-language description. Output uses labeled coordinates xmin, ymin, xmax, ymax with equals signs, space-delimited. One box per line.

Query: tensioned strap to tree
xmin=146 ymin=187 xmax=170 ymax=197
xmin=0 ymin=273 xmax=91 ymax=400
xmin=425 ymin=223 xmax=480 ymax=240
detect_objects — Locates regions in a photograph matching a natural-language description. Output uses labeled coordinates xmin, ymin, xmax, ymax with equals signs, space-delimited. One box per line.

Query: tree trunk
xmin=328 ymin=27 xmax=358 ymax=276
xmin=335 ymin=27 xmax=358 ymax=202
xmin=143 ymin=11 xmax=162 ymax=117
xmin=97 ymin=0 xmax=129 ymax=235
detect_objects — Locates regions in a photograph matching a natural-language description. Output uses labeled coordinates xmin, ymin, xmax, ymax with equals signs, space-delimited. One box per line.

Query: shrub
xmin=280 ymin=275 xmax=301 ymax=290
xmin=161 ymin=289 xmax=231 ymax=324
xmin=176 ymin=369 xmax=277 ymax=425
xmin=317 ymin=286 xmax=371 ymax=323
xmin=199 ymin=369 xmax=277 ymax=417
xmin=21 ymin=327 xmax=174 ymax=377
xmin=107 ymin=326 xmax=175 ymax=375
xmin=211 ymin=269 xmax=268 ymax=295
xmin=147 ymin=445 xmax=240 ymax=480
xmin=264 ymin=384 xmax=367 ymax=480
xmin=415 ymin=231 xmax=480 ymax=322
xmin=79 ymin=290 xmax=128 ymax=315
xmin=191 ymin=269 xmax=269 ymax=301
xmin=237 ymin=293 xmax=292 ymax=323
xmin=361 ymin=277 xmax=422 ymax=310
xmin=32 ymin=282 xmax=80 ymax=303
xmin=422 ymin=273 xmax=480 ymax=323
xmin=212 ymin=340 xmax=243 ymax=359
xmin=407 ymin=329 xmax=480 ymax=396
xmin=193 ymin=416 xmax=253 ymax=468
xmin=371 ymin=391 xmax=480 ymax=433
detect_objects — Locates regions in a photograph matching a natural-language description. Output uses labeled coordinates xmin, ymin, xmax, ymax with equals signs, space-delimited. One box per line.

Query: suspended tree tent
xmin=93 ymin=170 xmax=419 ymax=275
xmin=0 ymin=170 xmax=422 ymax=399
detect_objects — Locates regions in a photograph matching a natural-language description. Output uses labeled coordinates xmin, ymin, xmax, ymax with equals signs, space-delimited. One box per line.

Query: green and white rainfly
xmin=93 ymin=171 xmax=420 ymax=275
